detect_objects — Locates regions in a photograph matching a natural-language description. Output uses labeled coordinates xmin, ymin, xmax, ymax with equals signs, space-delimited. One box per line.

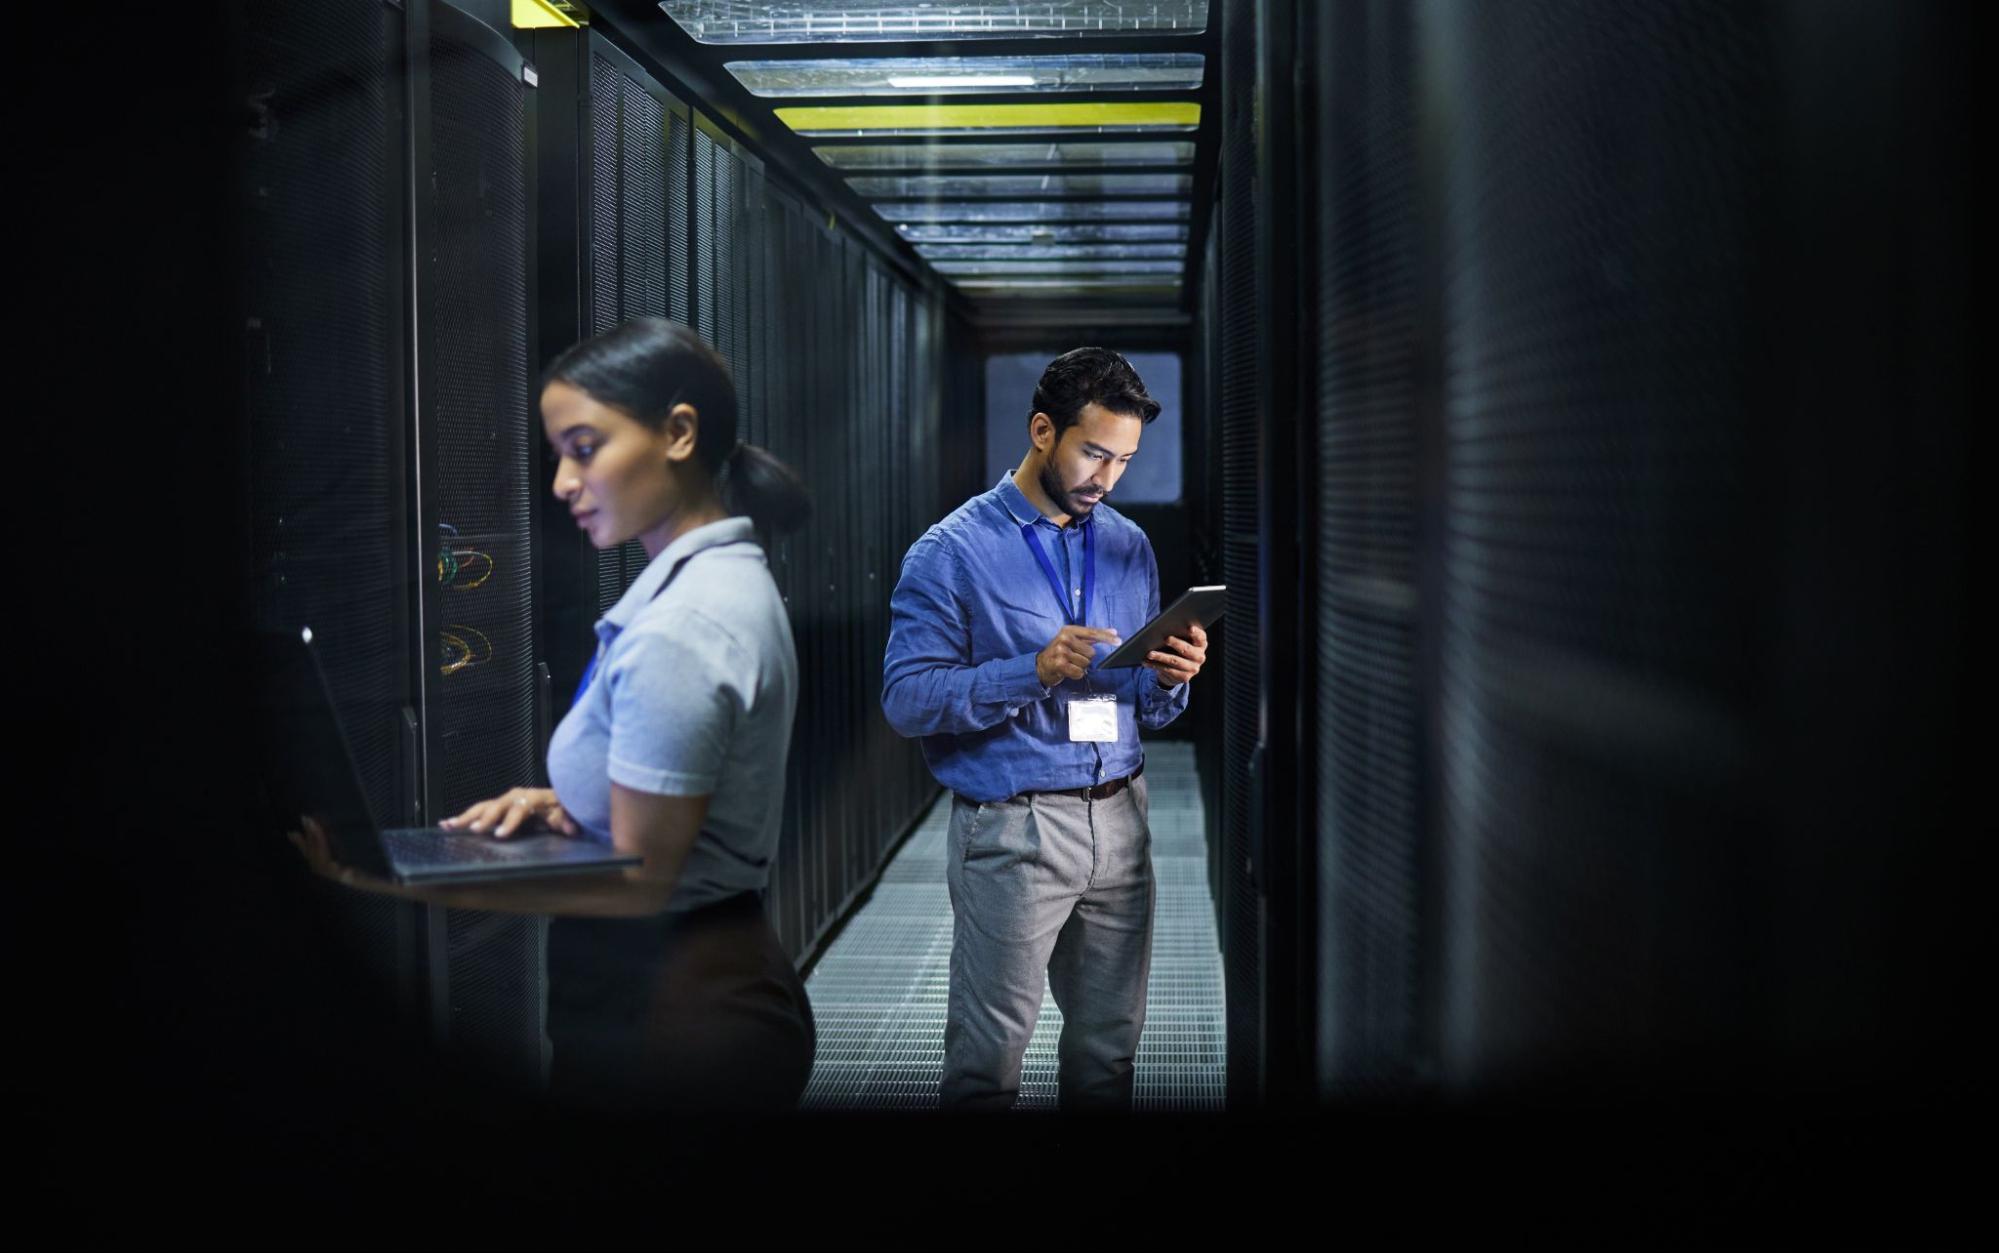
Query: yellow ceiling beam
xmin=512 ymin=0 xmax=582 ymax=29
xmin=776 ymin=102 xmax=1200 ymax=133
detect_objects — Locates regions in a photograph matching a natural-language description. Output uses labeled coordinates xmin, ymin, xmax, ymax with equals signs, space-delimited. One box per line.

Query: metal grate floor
xmin=802 ymin=741 xmax=1226 ymax=1111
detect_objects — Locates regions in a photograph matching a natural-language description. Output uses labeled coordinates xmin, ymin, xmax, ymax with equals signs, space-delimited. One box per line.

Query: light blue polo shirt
xmin=546 ymin=516 xmax=798 ymax=912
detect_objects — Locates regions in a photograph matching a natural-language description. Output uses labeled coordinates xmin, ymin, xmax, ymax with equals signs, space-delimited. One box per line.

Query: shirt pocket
xmin=979 ymin=586 xmax=1069 ymax=656
xmin=1102 ymin=587 xmax=1154 ymax=649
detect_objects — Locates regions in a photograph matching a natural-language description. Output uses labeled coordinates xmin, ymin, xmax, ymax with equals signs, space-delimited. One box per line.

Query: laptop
xmin=255 ymin=626 xmax=642 ymax=885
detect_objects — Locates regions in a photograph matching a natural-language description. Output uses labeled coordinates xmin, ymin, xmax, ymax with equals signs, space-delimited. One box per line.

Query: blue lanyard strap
xmin=571 ymin=650 xmax=601 ymax=709
xmin=1019 ymin=516 xmax=1095 ymax=628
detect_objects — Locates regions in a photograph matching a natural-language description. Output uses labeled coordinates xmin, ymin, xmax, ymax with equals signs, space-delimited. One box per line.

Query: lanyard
xmin=1019 ymin=516 xmax=1095 ymax=628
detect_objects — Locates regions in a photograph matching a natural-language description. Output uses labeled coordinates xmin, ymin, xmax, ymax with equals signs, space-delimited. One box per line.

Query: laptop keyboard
xmin=383 ymin=829 xmax=557 ymax=866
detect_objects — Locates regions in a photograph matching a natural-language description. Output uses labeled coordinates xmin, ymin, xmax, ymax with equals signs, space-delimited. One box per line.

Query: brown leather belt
xmin=955 ymin=762 xmax=1145 ymax=809
xmin=1043 ymin=761 xmax=1143 ymax=803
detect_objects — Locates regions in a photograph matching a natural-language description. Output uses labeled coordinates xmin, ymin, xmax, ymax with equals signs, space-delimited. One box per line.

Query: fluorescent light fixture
xmin=659 ymin=1 xmax=1210 ymax=44
xmin=728 ymin=55 xmax=1203 ymax=97
xmin=885 ymin=75 xmax=1037 ymax=89
xmin=895 ymin=222 xmax=1190 ymax=244
xmin=850 ymin=173 xmax=1191 ymax=198
xmin=874 ymin=199 xmax=1191 ymax=223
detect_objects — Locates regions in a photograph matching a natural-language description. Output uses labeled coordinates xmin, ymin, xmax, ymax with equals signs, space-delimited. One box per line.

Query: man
xmin=881 ymin=347 xmax=1207 ymax=1112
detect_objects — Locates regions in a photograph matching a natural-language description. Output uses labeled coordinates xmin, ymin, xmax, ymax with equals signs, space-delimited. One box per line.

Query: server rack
xmin=241 ymin=0 xmax=419 ymax=1011
xmin=1213 ymin=0 xmax=1269 ymax=1107
xmin=1306 ymin=0 xmax=1435 ymax=1095
xmin=242 ymin=0 xmax=552 ymax=1087
xmin=532 ymin=28 xmax=696 ymax=699
xmin=406 ymin=0 xmax=546 ymax=1088
xmin=1420 ymin=0 xmax=1772 ymax=1086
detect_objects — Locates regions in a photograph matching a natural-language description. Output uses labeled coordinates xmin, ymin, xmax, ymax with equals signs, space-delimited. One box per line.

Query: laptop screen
xmin=251 ymin=628 xmax=397 ymax=881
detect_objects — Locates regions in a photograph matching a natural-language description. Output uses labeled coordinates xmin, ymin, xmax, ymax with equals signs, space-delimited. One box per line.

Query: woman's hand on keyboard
xmin=439 ymin=787 xmax=581 ymax=839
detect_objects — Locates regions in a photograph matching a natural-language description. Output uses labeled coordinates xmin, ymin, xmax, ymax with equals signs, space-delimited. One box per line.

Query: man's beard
xmin=1039 ymin=463 xmax=1101 ymax=517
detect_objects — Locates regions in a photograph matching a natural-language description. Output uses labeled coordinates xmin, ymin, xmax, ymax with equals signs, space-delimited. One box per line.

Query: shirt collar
xmin=601 ymin=515 xmax=758 ymax=633
xmin=992 ymin=470 xmax=1086 ymax=533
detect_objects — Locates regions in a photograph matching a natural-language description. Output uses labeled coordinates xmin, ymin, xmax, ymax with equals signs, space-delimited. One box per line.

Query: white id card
xmin=1067 ymin=696 xmax=1120 ymax=742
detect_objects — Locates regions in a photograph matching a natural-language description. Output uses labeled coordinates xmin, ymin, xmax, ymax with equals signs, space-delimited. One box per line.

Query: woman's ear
xmin=662 ymin=402 xmax=701 ymax=464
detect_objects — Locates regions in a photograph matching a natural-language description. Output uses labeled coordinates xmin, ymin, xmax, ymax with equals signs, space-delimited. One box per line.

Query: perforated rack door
xmin=242 ymin=0 xmax=415 ymax=997
xmin=412 ymin=0 xmax=544 ymax=1091
xmin=582 ymin=35 xmax=692 ymax=613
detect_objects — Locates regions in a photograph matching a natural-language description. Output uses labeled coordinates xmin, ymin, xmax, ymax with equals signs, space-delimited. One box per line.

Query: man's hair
xmin=1030 ymin=347 xmax=1162 ymax=436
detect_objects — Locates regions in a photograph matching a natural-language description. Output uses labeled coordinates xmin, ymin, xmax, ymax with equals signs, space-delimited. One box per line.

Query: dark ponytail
xmin=714 ymin=438 xmax=812 ymax=539
xmin=543 ymin=318 xmax=812 ymax=539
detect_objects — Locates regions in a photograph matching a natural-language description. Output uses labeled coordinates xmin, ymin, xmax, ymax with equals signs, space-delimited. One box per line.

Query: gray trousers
xmin=940 ymin=772 xmax=1154 ymax=1112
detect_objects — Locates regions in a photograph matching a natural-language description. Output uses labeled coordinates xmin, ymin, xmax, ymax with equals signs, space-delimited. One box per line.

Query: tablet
xmin=1098 ymin=585 xmax=1227 ymax=668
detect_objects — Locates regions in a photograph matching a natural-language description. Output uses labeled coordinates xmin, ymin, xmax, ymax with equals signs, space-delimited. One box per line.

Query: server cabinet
xmin=241 ymin=0 xmax=421 ymax=1013
xmin=407 ymin=0 xmax=546 ymax=1087
xmin=533 ymin=29 xmax=696 ymax=701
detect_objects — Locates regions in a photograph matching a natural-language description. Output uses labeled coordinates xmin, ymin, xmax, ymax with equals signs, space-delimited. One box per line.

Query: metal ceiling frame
xmin=598 ymin=1 xmax=1222 ymax=322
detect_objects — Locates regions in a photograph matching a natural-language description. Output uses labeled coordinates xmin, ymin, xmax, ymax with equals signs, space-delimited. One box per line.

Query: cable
xmin=443 ymin=548 xmax=494 ymax=589
xmin=438 ymin=624 xmax=494 ymax=677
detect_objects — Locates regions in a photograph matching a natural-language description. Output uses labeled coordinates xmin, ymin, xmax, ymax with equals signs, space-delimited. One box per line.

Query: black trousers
xmin=545 ymin=891 xmax=815 ymax=1115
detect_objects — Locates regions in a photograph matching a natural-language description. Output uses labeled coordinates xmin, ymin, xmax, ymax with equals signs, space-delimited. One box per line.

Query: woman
xmin=291 ymin=318 xmax=815 ymax=1114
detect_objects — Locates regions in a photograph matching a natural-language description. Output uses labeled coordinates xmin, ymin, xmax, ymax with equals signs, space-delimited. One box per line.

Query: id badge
xmin=1067 ymin=695 xmax=1120 ymax=743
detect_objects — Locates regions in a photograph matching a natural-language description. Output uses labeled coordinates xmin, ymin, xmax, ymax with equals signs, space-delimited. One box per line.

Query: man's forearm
xmin=882 ymin=652 xmax=1049 ymax=737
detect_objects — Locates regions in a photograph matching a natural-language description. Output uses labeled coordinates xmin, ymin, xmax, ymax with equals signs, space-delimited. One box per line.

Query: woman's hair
xmin=542 ymin=318 xmax=811 ymax=539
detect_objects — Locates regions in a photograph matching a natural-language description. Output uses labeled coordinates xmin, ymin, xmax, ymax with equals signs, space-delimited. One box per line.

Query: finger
xmin=550 ymin=808 xmax=579 ymax=837
xmin=1072 ymin=627 xmax=1123 ymax=643
xmin=1188 ymin=623 xmax=1208 ymax=644
xmin=494 ymin=793 xmax=528 ymax=838
xmin=497 ymin=798 xmax=537 ymax=839
xmin=298 ymin=818 xmax=333 ymax=861
xmin=462 ymin=802 xmax=506 ymax=832
xmin=439 ymin=799 xmax=488 ymax=829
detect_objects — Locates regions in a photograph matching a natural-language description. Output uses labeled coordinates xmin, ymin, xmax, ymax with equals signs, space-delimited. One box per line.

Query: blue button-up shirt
xmin=882 ymin=473 xmax=1189 ymax=803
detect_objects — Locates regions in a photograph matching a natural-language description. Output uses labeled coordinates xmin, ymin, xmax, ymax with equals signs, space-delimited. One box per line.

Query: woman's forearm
xmin=393 ymin=869 xmax=673 ymax=918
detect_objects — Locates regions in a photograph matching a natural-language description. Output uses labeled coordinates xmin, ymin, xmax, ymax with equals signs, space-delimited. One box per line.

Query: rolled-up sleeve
xmin=882 ymin=533 xmax=1049 ymax=738
xmin=604 ymin=614 xmax=744 ymax=796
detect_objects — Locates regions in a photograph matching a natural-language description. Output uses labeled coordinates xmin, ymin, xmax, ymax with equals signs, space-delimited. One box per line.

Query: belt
xmin=979 ymin=761 xmax=1145 ymax=806
xmin=953 ymin=763 xmax=1144 ymax=809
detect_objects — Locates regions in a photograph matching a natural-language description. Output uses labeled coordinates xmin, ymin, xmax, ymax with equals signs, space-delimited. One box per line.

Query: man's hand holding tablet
xmin=1097 ymin=585 xmax=1226 ymax=686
